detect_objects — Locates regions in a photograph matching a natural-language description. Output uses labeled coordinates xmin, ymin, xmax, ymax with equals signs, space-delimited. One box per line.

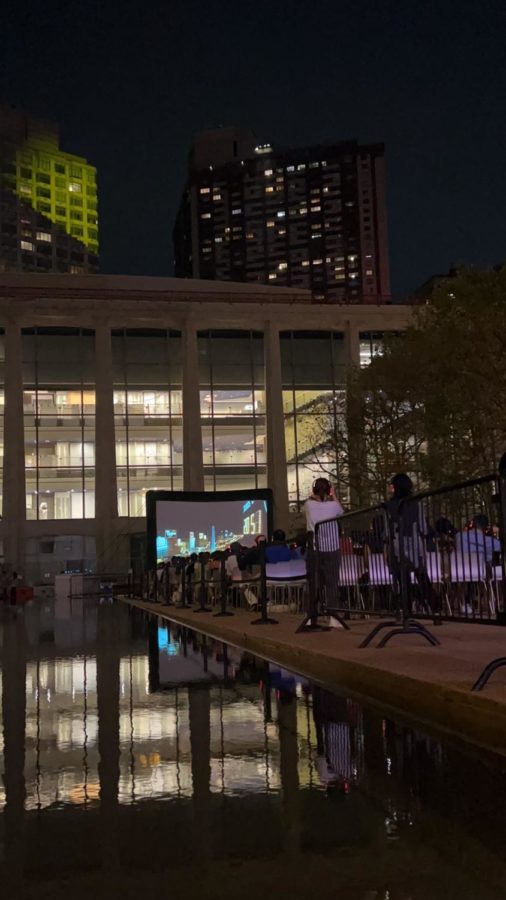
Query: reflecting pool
xmin=0 ymin=597 xmax=506 ymax=899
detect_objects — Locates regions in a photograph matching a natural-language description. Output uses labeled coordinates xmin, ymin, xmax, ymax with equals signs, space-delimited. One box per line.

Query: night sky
xmin=2 ymin=0 xmax=506 ymax=297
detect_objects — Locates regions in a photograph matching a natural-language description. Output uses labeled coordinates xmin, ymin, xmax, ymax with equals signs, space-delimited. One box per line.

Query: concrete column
xmin=343 ymin=321 xmax=365 ymax=505
xmin=3 ymin=325 xmax=26 ymax=572
xmin=182 ymin=320 xmax=204 ymax=491
xmin=264 ymin=322 xmax=289 ymax=531
xmin=94 ymin=325 xmax=118 ymax=572
xmin=344 ymin=320 xmax=361 ymax=368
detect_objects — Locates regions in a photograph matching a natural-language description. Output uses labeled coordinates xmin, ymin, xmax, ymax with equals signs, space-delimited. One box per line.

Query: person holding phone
xmin=305 ymin=477 xmax=343 ymax=626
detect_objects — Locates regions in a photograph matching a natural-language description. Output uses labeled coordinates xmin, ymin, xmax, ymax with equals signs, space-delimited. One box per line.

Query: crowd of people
xmin=149 ymin=473 xmax=503 ymax=620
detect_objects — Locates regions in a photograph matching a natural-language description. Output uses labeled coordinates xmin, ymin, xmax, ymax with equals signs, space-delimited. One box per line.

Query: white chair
xmin=449 ymin=552 xmax=488 ymax=618
xmin=338 ymin=555 xmax=364 ymax=609
xmin=367 ymin=553 xmax=393 ymax=585
xmin=266 ymin=559 xmax=307 ymax=612
xmin=450 ymin=552 xmax=486 ymax=583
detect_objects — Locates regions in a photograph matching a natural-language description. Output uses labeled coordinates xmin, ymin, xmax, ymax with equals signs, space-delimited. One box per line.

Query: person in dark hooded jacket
xmin=386 ymin=473 xmax=439 ymax=616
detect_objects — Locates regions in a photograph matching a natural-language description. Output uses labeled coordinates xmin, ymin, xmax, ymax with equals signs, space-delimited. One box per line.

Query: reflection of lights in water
xmin=138 ymin=752 xmax=161 ymax=767
xmin=386 ymin=756 xmax=392 ymax=775
xmin=384 ymin=813 xmax=400 ymax=840
xmin=68 ymin=781 xmax=100 ymax=804
xmin=158 ymin=626 xmax=180 ymax=656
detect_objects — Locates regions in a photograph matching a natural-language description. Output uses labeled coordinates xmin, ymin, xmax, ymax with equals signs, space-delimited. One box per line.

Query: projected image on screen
xmin=155 ymin=498 xmax=268 ymax=562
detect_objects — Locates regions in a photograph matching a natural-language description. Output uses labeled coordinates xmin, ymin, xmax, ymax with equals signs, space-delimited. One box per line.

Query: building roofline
xmin=0 ymin=273 xmax=312 ymax=303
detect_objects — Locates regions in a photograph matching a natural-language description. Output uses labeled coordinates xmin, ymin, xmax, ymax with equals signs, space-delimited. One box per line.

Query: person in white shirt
xmin=305 ymin=477 xmax=344 ymax=626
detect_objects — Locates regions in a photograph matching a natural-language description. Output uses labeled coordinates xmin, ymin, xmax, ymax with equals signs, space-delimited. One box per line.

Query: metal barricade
xmin=305 ymin=470 xmax=506 ymax=637
xmin=396 ymin=473 xmax=504 ymax=626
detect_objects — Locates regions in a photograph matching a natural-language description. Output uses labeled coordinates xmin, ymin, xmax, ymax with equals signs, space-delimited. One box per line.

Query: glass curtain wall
xmin=281 ymin=331 xmax=346 ymax=509
xmin=359 ymin=331 xmax=385 ymax=367
xmin=198 ymin=331 xmax=266 ymax=490
xmin=23 ymin=328 xmax=95 ymax=520
xmin=112 ymin=330 xmax=182 ymax=516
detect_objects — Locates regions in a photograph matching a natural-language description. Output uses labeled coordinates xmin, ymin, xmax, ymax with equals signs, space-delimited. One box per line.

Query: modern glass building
xmin=0 ymin=104 xmax=99 ymax=274
xmin=0 ymin=273 xmax=410 ymax=582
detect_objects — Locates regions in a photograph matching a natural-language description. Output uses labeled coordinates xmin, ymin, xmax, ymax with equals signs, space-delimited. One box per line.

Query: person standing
xmin=386 ymin=473 xmax=439 ymax=617
xmin=305 ymin=478 xmax=343 ymax=626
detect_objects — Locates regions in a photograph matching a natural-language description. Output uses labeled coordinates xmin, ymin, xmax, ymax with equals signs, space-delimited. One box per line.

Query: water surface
xmin=0 ymin=597 xmax=505 ymax=899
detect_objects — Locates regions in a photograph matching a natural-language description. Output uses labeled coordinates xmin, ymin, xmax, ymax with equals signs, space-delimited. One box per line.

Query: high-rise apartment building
xmin=0 ymin=104 xmax=99 ymax=274
xmin=174 ymin=127 xmax=390 ymax=303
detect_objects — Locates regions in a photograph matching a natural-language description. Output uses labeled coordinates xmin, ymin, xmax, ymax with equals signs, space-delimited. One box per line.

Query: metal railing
xmin=307 ymin=460 xmax=506 ymax=649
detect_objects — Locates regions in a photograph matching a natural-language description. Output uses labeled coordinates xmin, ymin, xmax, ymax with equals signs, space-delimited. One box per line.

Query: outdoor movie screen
xmin=147 ymin=490 xmax=272 ymax=565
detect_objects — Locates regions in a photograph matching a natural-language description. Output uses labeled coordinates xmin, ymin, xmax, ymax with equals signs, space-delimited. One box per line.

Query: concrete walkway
xmin=122 ymin=597 xmax=506 ymax=755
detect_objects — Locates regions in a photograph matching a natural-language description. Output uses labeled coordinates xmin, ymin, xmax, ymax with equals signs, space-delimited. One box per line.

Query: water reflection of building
xmin=2 ymin=605 xmax=506 ymax=898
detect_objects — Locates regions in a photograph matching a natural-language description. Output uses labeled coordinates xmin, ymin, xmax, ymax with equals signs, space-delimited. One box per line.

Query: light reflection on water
xmin=0 ymin=597 xmax=505 ymax=899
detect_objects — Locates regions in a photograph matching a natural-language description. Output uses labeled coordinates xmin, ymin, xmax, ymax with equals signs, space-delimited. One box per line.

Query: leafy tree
xmin=305 ymin=267 xmax=506 ymax=505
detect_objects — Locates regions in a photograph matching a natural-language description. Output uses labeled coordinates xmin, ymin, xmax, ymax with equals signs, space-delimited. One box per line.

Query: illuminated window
xmin=19 ymin=184 xmax=31 ymax=195
xmin=268 ymin=273 xmax=277 ymax=280
xmin=301 ymin=260 xmax=310 ymax=267
xmin=23 ymin=328 xmax=96 ymax=522
xmin=265 ymin=186 xmax=274 ymax=193
xmin=286 ymin=165 xmax=295 ymax=172
xmin=201 ymin=213 xmax=211 ymax=219
xmin=276 ymin=210 xmax=285 ymax=218
xmin=21 ymin=240 xmax=34 ymax=251
xmin=198 ymin=331 xmax=266 ymax=492
xmin=311 ymin=205 xmax=321 ymax=212
xmin=68 ymin=183 xmax=82 ymax=193
xmin=278 ymin=262 xmax=288 ymax=270
xmin=266 ymin=220 xmax=275 ymax=228
xmin=36 ymin=232 xmax=52 ymax=242
xmin=113 ymin=330 xmax=183 ymax=513
xmin=264 ymin=169 xmax=273 ymax=176
xmin=199 ymin=187 xmax=211 ymax=194
xmin=297 ymin=164 xmax=306 ymax=171
xmin=281 ymin=331 xmax=346 ymax=509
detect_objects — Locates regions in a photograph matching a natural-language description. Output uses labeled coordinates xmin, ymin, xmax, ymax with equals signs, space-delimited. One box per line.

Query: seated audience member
xmin=455 ymin=514 xmax=501 ymax=562
xmin=225 ymin=542 xmax=243 ymax=579
xmin=265 ymin=529 xmax=293 ymax=563
xmin=246 ymin=534 xmax=267 ymax=567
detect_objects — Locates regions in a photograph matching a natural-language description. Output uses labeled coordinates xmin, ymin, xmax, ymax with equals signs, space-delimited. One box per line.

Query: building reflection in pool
xmin=0 ymin=598 xmax=505 ymax=898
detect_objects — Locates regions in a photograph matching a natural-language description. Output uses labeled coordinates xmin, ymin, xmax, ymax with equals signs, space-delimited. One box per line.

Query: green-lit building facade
xmin=0 ymin=104 xmax=98 ymax=274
